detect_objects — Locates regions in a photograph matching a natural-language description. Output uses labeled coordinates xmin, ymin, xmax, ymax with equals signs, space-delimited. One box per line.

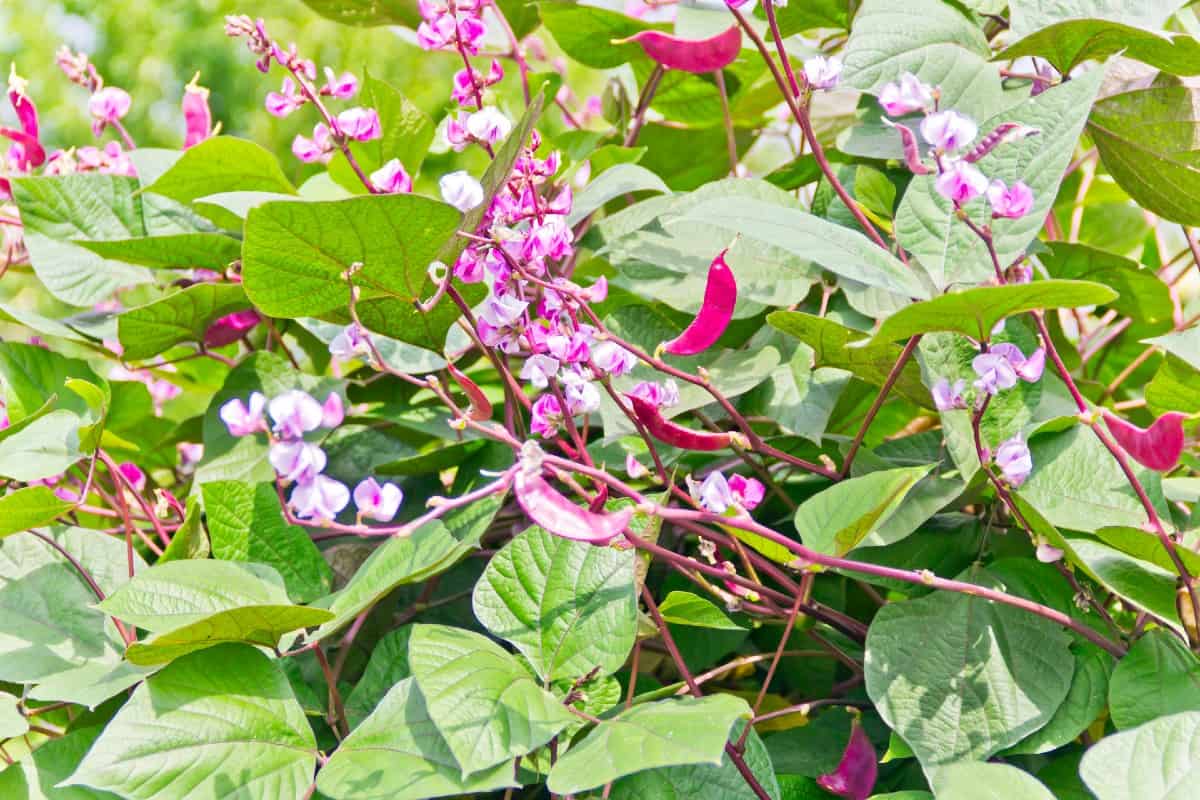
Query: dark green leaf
xmin=117 ymin=283 xmax=250 ymax=360
xmin=1109 ymin=629 xmax=1200 ymax=729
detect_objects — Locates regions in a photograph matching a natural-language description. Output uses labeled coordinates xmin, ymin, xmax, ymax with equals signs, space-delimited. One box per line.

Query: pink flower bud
xmin=625 ymin=453 xmax=648 ymax=479
xmin=466 ymin=107 xmax=512 ymax=145
xmin=530 ymin=393 xmax=563 ymax=438
xmin=182 ymin=73 xmax=216 ymax=148
xmin=321 ymin=68 xmax=358 ymax=99
xmin=995 ymin=436 xmax=1033 ymax=486
xmin=803 ymin=55 xmax=842 ymax=91
xmin=931 ymin=377 xmax=967 ymax=411
xmin=439 ymin=170 xmax=485 ymax=212
xmin=266 ymin=77 xmax=304 ymax=118
xmin=986 ymin=178 xmax=1035 ymax=219
xmin=88 ymin=86 xmax=131 ymax=135
xmin=370 ymin=158 xmax=413 ymax=194
xmin=729 ymin=474 xmax=765 ymax=510
xmin=117 ymin=462 xmax=147 ymax=493
xmin=934 ymin=160 xmax=989 ymax=205
xmin=1036 ymin=542 xmax=1064 ymax=563
xmin=816 ymin=720 xmax=877 ymax=800
xmin=336 ymin=107 xmax=381 ymax=141
xmin=353 ymin=477 xmax=403 ymax=522
xmin=203 ymin=309 xmax=261 ymax=348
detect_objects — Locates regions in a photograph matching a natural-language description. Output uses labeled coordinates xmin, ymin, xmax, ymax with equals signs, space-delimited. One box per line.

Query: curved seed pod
xmin=448 ymin=363 xmax=493 ymax=421
xmin=882 ymin=119 xmax=931 ymax=175
xmin=816 ymin=719 xmax=877 ymax=800
xmin=627 ymin=394 xmax=743 ymax=452
xmin=1102 ymin=410 xmax=1187 ymax=472
xmin=661 ymin=249 xmax=737 ymax=356
xmin=616 ymin=26 xmax=742 ymax=74
xmin=514 ymin=445 xmax=632 ymax=545
xmin=964 ymin=122 xmax=1039 ymax=163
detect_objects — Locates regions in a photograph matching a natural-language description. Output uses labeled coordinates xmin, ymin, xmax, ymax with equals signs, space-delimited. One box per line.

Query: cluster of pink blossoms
xmin=220 ymin=388 xmax=403 ymax=523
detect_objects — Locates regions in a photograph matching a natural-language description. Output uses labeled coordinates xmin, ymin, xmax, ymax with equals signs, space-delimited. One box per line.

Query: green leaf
xmin=864 ymin=568 xmax=1075 ymax=768
xmin=539 ymin=2 xmax=657 ymax=69
xmin=0 ymin=692 xmax=28 ymax=739
xmin=1062 ymin=537 xmax=1183 ymax=633
xmin=313 ymin=520 xmax=473 ymax=639
xmin=568 ymin=163 xmax=671 ymax=227
xmin=0 ymin=486 xmax=74 ymax=538
xmin=1018 ymin=425 xmax=1170 ymax=533
xmin=658 ymin=591 xmax=746 ymax=631
xmin=472 ymin=525 xmax=637 ymax=681
xmin=1147 ymin=325 xmax=1200 ymax=371
xmin=117 ymin=283 xmax=251 ymax=360
xmin=329 ymin=71 xmax=435 ymax=192
xmin=78 ymin=232 xmax=241 ymax=270
xmin=0 ymin=717 xmax=118 ymax=799
xmin=1005 ymin=644 xmax=1110 ymax=755
xmin=751 ymin=349 xmax=851 ymax=446
xmin=98 ymin=560 xmax=291 ymax=633
xmin=1001 ymin=19 xmax=1200 ymax=76
xmin=673 ymin=196 xmax=930 ymax=300
xmin=64 ymin=644 xmax=317 ymax=799
xmin=408 ymin=624 xmax=575 ymax=776
xmin=1009 ymin=0 xmax=1188 ymax=38
xmin=547 ymin=694 xmax=751 ymax=794
xmin=28 ymin=660 xmax=155 ymax=709
xmin=299 ymin=0 xmax=419 ymax=26
xmin=1094 ymin=524 xmax=1200 ymax=576
xmin=1089 ymin=86 xmax=1200 ymax=225
xmin=157 ymin=496 xmax=210 ymax=563
xmin=767 ymin=312 xmax=930 ymax=406
xmin=0 ymin=342 xmax=104 ymax=421
xmin=871 ymin=281 xmax=1118 ymax=344
xmin=1038 ymin=243 xmax=1173 ymax=331
xmin=125 ymin=604 xmax=334 ymax=666
xmin=1147 ymin=354 xmax=1200 ymax=414
xmin=1109 ymin=629 xmax=1200 ymax=729
xmin=762 ymin=0 xmax=848 ymax=35
xmin=241 ymin=193 xmax=462 ymax=349
xmin=931 ymin=763 xmax=1056 ymax=800
xmin=345 ymin=626 xmax=413 ymax=727
xmin=1079 ymin=710 xmax=1200 ymax=800
xmin=896 ymin=65 xmax=1105 ymax=289
xmin=144 ymin=136 xmax=296 ymax=206
xmin=202 ymin=481 xmax=333 ymax=604
xmin=318 ymin=676 xmax=516 ymax=799
xmin=795 ymin=466 xmax=931 ymax=557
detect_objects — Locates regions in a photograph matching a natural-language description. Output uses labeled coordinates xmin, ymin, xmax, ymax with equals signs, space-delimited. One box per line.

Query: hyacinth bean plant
xmin=4 ymin=0 xmax=1200 ymax=798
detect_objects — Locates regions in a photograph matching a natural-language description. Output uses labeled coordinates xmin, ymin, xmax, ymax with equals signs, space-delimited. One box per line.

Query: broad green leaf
xmin=768 ymin=312 xmax=929 ymax=406
xmin=1005 ymin=644 xmax=1110 ymax=754
xmin=125 ymin=604 xmax=334 ymax=666
xmin=0 ymin=692 xmax=28 ymax=739
xmin=144 ymin=136 xmax=296 ymax=206
xmin=117 ymin=283 xmax=251 ymax=360
xmin=762 ymin=0 xmax=848 ymax=35
xmin=27 ymin=660 xmax=155 ymax=709
xmin=407 ymin=624 xmax=575 ymax=776
xmin=841 ymin=0 xmax=1005 ymax=120
xmin=896 ymin=65 xmax=1105 ymax=289
xmin=328 ymin=71 xmax=435 ymax=192
xmin=0 ymin=527 xmax=141 ymax=683
xmin=864 ymin=568 xmax=1074 ymax=767
xmin=658 ymin=591 xmax=746 ymax=631
xmin=1089 ymin=86 xmax=1200 ymax=225
xmin=1001 ymin=19 xmax=1200 ymax=76
xmin=157 ymin=496 xmax=210 ymax=563
xmin=65 ymin=644 xmax=317 ymax=799
xmin=313 ymin=521 xmax=473 ymax=639
xmin=931 ymin=763 xmax=1055 ymax=800
xmin=0 ymin=486 xmax=73 ymax=538
xmin=0 ymin=718 xmax=118 ymax=799
xmin=673 ymin=196 xmax=930 ymax=300
xmin=539 ymin=2 xmax=657 ymax=68
xmin=751 ymin=350 xmax=850 ymax=446
xmin=242 ymin=193 xmax=462 ymax=349
xmin=1147 ymin=326 xmax=1200 ymax=371
xmin=568 ymin=163 xmax=671 ymax=227
xmin=345 ymin=626 xmax=413 ymax=727
xmin=1094 ymin=525 xmax=1200 ymax=576
xmin=1062 ymin=537 xmax=1183 ymax=633
xmin=0 ymin=339 xmax=104 ymax=422
xmin=1109 ymin=629 xmax=1200 ymax=729
xmin=202 ymin=481 xmax=333 ymax=604
xmin=795 ymin=466 xmax=931 ymax=557
xmin=98 ymin=560 xmax=291 ymax=633
xmin=78 ymin=232 xmax=241 ymax=270
xmin=1079 ymin=710 xmax=1200 ymax=800
xmin=473 ymin=525 xmax=637 ymax=681
xmin=871 ymin=281 xmax=1117 ymax=344
xmin=546 ymin=694 xmax=752 ymax=794
xmin=1018 ymin=425 xmax=1170 ymax=533
xmin=1038 ymin=243 xmax=1173 ymax=331
xmin=318 ymin=676 xmax=516 ymax=799
xmin=300 ymin=0 xmax=419 ymax=26
xmin=1147 ymin=354 xmax=1200 ymax=414
xmin=1009 ymin=0 xmax=1188 ymax=38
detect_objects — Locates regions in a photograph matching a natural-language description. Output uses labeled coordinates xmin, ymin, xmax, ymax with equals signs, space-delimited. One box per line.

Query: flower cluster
xmin=416 ymin=0 xmax=487 ymax=60
xmin=878 ymin=72 xmax=1035 ymax=218
xmin=220 ymin=388 xmax=403 ymax=523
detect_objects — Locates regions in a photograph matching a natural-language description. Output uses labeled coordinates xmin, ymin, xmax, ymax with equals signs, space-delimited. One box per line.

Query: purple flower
xmin=561 ymin=366 xmax=601 ymax=415
xmin=466 ymin=107 xmax=511 ymax=145
xmin=88 ymin=86 xmax=131 ymax=135
xmin=219 ymin=392 xmax=266 ymax=436
xmin=972 ymin=352 xmax=1018 ymax=395
xmin=321 ymin=392 xmax=345 ymax=428
xmin=440 ymin=170 xmax=484 ymax=212
xmin=520 ymin=354 xmax=560 ymax=389
xmin=329 ymin=324 xmax=369 ymax=361
xmin=593 ymin=340 xmax=637 ymax=377
xmin=878 ymin=73 xmax=933 ymax=116
xmin=531 ymin=393 xmax=563 ymax=438
xmin=1036 ymin=542 xmax=1064 ymax=563
xmin=920 ymin=110 xmax=977 ymax=151
xmin=269 ymin=439 xmax=327 ymax=483
xmin=630 ymin=379 xmax=679 ymax=409
xmin=118 ymin=462 xmax=147 ymax=493
xmin=266 ymin=77 xmax=304 ymax=117
xmin=292 ymin=123 xmax=334 ymax=163
xmin=698 ymin=471 xmax=735 ymax=513
xmin=934 ymin=160 xmax=989 ymax=204
xmin=353 ymin=477 xmax=403 ymax=522
xmin=931 ymin=377 xmax=967 ymax=411
xmin=479 ymin=293 xmax=528 ymax=329
xmin=803 ymin=55 xmax=842 ymax=91
xmin=729 ymin=474 xmax=765 ymax=510
xmin=370 ymin=158 xmax=412 ymax=194
xmin=978 ymin=342 xmax=1045 ymax=389
xmin=986 ymin=179 xmax=1035 ymax=219
xmin=336 ymin=107 xmax=381 ymax=141
xmin=995 ymin=436 xmax=1033 ymax=486
xmin=268 ymin=389 xmax=324 ymax=439
xmin=290 ymin=474 xmax=350 ymax=520
xmin=321 ymin=68 xmax=358 ymax=99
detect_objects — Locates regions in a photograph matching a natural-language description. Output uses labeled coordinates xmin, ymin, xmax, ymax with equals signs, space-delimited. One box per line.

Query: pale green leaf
xmin=1079 ymin=710 xmax=1200 ymax=800
xmin=125 ymin=604 xmax=334 ymax=666
xmin=658 ymin=591 xmax=746 ymax=631
xmin=795 ymin=466 xmax=931 ymax=557
xmin=931 ymin=762 xmax=1056 ymax=800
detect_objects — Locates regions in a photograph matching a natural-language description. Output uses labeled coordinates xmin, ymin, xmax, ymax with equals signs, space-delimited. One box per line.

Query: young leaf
xmin=78 ymin=232 xmax=241 ymax=270
xmin=472 ymin=524 xmax=638 ymax=681
xmin=658 ymin=591 xmax=746 ymax=631
xmin=125 ymin=604 xmax=334 ymax=666
xmin=143 ymin=136 xmax=296 ymax=206
xmin=0 ymin=486 xmax=74 ymax=538
xmin=794 ymin=466 xmax=932 ymax=557
xmin=1000 ymin=19 xmax=1200 ymax=76
xmin=1038 ymin=243 xmax=1173 ymax=331
xmin=344 ymin=626 xmax=413 ymax=727
xmin=931 ymin=762 xmax=1055 ymax=800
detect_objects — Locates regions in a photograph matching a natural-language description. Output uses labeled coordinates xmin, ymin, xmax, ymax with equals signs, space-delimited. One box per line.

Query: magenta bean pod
xmin=616 ymin=26 xmax=742 ymax=74
xmin=1102 ymin=410 xmax=1187 ymax=472
xmin=661 ymin=248 xmax=737 ymax=356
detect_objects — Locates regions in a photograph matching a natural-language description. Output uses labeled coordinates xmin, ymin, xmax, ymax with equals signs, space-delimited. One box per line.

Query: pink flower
xmin=370 ymin=158 xmax=413 ymax=194
xmin=625 ymin=453 xmax=648 ymax=479
xmin=878 ymin=73 xmax=933 ymax=116
xmin=986 ymin=179 xmax=1034 ymax=219
xmin=269 ymin=440 xmax=327 ymax=483
xmin=729 ymin=475 xmax=765 ymax=510
xmin=266 ymin=77 xmax=304 ymax=117
xmin=268 ymin=389 xmax=324 ymax=439
xmin=203 ymin=309 xmax=261 ymax=348
xmin=561 ymin=366 xmax=600 ymax=415
xmin=353 ymin=477 xmax=403 ymax=522
xmin=520 ymin=354 xmax=561 ymax=389
xmin=336 ymin=107 xmax=381 ymax=141
xmin=451 ymin=60 xmax=503 ymax=105
xmin=1036 ymin=542 xmax=1064 ymax=563
xmin=117 ymin=462 xmax=147 ymax=493
xmin=995 ymin=436 xmax=1033 ymax=486
xmin=289 ymin=474 xmax=350 ymax=520
xmin=440 ymin=170 xmax=484 ymax=211
xmin=531 ymin=393 xmax=563 ymax=438
xmin=321 ymin=68 xmax=358 ymax=99
xmin=292 ymin=123 xmax=335 ymax=163
xmin=182 ymin=74 xmax=216 ymax=148
xmin=321 ymin=392 xmax=345 ymax=428
xmin=219 ymin=392 xmax=266 ymax=436
xmin=934 ymin=160 xmax=988 ymax=205
xmin=803 ymin=55 xmax=842 ymax=91
xmin=932 ymin=377 xmax=967 ymax=411
xmin=88 ymin=86 xmax=131 ymax=136
xmin=920 ymin=110 xmax=977 ymax=151
xmin=466 ymin=107 xmax=512 ymax=145
xmin=698 ymin=471 xmax=735 ymax=513
xmin=593 ymin=340 xmax=636 ymax=377
xmin=329 ymin=324 xmax=369 ymax=361
xmin=629 ymin=379 xmax=679 ymax=409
